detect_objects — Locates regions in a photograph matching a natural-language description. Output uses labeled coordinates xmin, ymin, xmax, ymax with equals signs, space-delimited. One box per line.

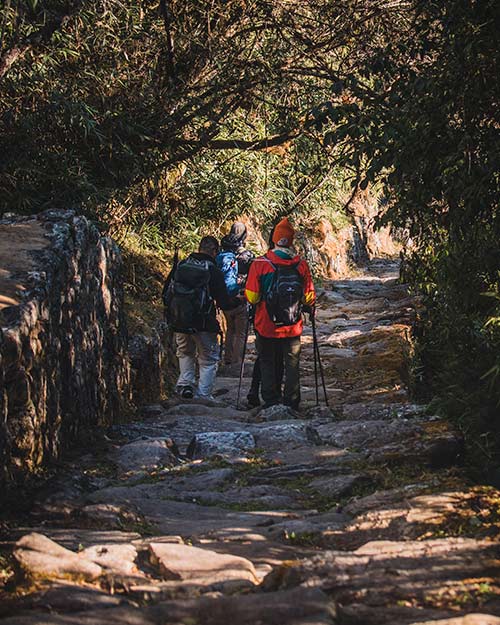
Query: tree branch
xmin=174 ymin=130 xmax=300 ymax=152
xmin=159 ymin=0 xmax=176 ymax=82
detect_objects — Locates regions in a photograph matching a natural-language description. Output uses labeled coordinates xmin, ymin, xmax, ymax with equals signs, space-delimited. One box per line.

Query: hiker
xmin=164 ymin=236 xmax=241 ymax=400
xmin=245 ymin=217 xmax=315 ymax=409
xmin=216 ymin=222 xmax=254 ymax=376
xmin=246 ymin=224 xmax=283 ymax=407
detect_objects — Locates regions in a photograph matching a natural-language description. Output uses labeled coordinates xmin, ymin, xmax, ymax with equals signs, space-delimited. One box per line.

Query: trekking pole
xmin=236 ymin=305 xmax=252 ymax=409
xmin=310 ymin=310 xmax=319 ymax=406
xmin=311 ymin=306 xmax=329 ymax=407
xmin=218 ymin=330 xmax=224 ymax=361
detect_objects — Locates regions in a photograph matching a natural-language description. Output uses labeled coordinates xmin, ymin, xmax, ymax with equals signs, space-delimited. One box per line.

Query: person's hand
xmin=303 ymin=304 xmax=316 ymax=321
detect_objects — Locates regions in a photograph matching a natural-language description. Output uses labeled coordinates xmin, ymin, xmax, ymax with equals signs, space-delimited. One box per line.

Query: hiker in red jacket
xmin=245 ymin=218 xmax=315 ymax=409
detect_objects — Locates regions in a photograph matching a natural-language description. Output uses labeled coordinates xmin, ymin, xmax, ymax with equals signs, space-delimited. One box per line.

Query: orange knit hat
xmin=272 ymin=217 xmax=295 ymax=247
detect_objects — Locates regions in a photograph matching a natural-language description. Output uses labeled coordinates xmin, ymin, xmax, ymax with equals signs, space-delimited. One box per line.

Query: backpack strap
xmin=264 ymin=258 xmax=300 ymax=270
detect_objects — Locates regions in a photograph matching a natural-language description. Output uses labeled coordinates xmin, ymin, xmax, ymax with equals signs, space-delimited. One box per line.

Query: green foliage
xmin=317 ymin=0 xmax=500 ymax=465
xmin=0 ymin=0 xmax=362 ymax=264
xmin=7 ymin=0 xmax=498 ymax=469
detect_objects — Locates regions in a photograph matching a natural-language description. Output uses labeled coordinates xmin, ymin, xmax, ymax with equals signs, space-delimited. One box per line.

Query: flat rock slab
xmin=148 ymin=542 xmax=258 ymax=584
xmin=342 ymin=401 xmax=426 ymax=421
xmin=164 ymin=403 xmax=246 ymax=420
xmin=88 ymin=489 xmax=297 ymax=537
xmin=335 ymin=490 xmax=494 ymax=549
xmin=317 ymin=419 xmax=463 ymax=467
xmin=76 ymin=503 xmax=143 ymax=530
xmin=113 ymin=439 xmax=178 ymax=473
xmin=342 ymin=485 xmax=431 ymax=517
xmin=249 ymin=451 xmax=363 ymax=483
xmin=0 ymin=606 xmax=155 ymax=625
xmin=150 ymin=586 xmax=336 ymax=624
xmin=265 ymin=510 xmax=350 ymax=542
xmin=0 ymin=588 xmax=335 ymax=625
xmin=410 ymin=616 xmax=500 ymax=625
xmin=1 ymin=583 xmax=130 ymax=616
xmin=264 ymin=538 xmax=500 ymax=620
xmin=180 ymin=483 xmax=301 ymax=510
xmin=14 ymin=533 xmax=102 ymax=582
xmin=165 ymin=466 xmax=235 ymax=492
xmin=316 ymin=418 xmax=421 ymax=449
xmin=336 ymin=603 xmax=462 ymax=625
xmin=371 ymin=430 xmax=463 ymax=468
xmin=309 ymin=473 xmax=372 ymax=499
xmin=186 ymin=431 xmax=255 ymax=459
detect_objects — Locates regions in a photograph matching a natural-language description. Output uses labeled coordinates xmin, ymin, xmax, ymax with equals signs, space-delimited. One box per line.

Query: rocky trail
xmin=1 ymin=259 xmax=499 ymax=625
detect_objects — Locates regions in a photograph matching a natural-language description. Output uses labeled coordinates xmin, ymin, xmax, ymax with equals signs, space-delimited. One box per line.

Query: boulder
xmin=114 ymin=439 xmax=178 ymax=473
xmin=258 ymin=404 xmax=300 ymax=421
xmin=81 ymin=543 xmax=139 ymax=577
xmin=13 ymin=533 xmax=102 ymax=581
xmin=252 ymin=421 xmax=321 ymax=449
xmin=148 ymin=542 xmax=258 ymax=584
xmin=186 ymin=431 xmax=255 ymax=459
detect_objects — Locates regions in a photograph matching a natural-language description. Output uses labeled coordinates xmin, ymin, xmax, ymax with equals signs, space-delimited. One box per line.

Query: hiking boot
xmin=177 ymin=385 xmax=194 ymax=399
xmin=246 ymin=394 xmax=260 ymax=408
xmin=195 ymin=393 xmax=215 ymax=402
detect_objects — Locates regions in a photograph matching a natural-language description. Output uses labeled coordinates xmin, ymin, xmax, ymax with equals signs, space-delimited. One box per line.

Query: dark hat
xmin=229 ymin=221 xmax=247 ymax=242
xmin=220 ymin=233 xmax=240 ymax=252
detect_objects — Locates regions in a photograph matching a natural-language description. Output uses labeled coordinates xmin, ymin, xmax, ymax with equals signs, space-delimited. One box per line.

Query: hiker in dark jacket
xmin=168 ymin=236 xmax=240 ymax=400
xmin=217 ymin=222 xmax=254 ymax=377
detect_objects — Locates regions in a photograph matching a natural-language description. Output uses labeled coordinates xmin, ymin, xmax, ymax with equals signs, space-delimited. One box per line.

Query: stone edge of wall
xmin=0 ymin=210 xmax=131 ymax=490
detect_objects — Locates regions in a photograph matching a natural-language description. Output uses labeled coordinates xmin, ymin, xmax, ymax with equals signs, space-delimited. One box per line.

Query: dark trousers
xmin=255 ymin=333 xmax=301 ymax=408
xmin=248 ymin=352 xmax=284 ymax=403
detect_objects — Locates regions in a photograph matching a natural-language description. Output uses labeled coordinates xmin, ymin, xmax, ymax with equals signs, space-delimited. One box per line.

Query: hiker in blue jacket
xmin=216 ymin=222 xmax=254 ymax=376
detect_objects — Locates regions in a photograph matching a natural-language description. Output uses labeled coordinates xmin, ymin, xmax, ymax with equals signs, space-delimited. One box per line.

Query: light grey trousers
xmin=175 ymin=332 xmax=220 ymax=398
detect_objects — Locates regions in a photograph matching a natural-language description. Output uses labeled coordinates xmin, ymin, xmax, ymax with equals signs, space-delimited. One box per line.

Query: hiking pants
xmin=255 ymin=334 xmax=301 ymax=408
xmin=223 ymin=303 xmax=248 ymax=372
xmin=175 ymin=332 xmax=219 ymax=398
xmin=248 ymin=352 xmax=284 ymax=403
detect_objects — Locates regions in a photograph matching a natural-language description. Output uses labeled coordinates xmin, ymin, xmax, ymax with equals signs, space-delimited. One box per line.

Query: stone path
xmin=1 ymin=260 xmax=499 ymax=624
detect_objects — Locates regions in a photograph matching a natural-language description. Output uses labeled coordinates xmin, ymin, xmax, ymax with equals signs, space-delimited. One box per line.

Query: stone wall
xmin=0 ymin=210 xmax=130 ymax=488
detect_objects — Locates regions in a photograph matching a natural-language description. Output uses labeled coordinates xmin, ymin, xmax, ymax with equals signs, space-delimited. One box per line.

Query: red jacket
xmin=245 ymin=249 xmax=315 ymax=338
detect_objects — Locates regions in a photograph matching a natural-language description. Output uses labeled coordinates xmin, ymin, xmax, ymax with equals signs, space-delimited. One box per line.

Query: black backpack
xmin=265 ymin=260 xmax=304 ymax=326
xmin=164 ymin=256 xmax=214 ymax=333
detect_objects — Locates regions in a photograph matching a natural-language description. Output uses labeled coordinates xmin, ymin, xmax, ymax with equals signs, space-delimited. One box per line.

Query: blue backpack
xmin=216 ymin=250 xmax=239 ymax=296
